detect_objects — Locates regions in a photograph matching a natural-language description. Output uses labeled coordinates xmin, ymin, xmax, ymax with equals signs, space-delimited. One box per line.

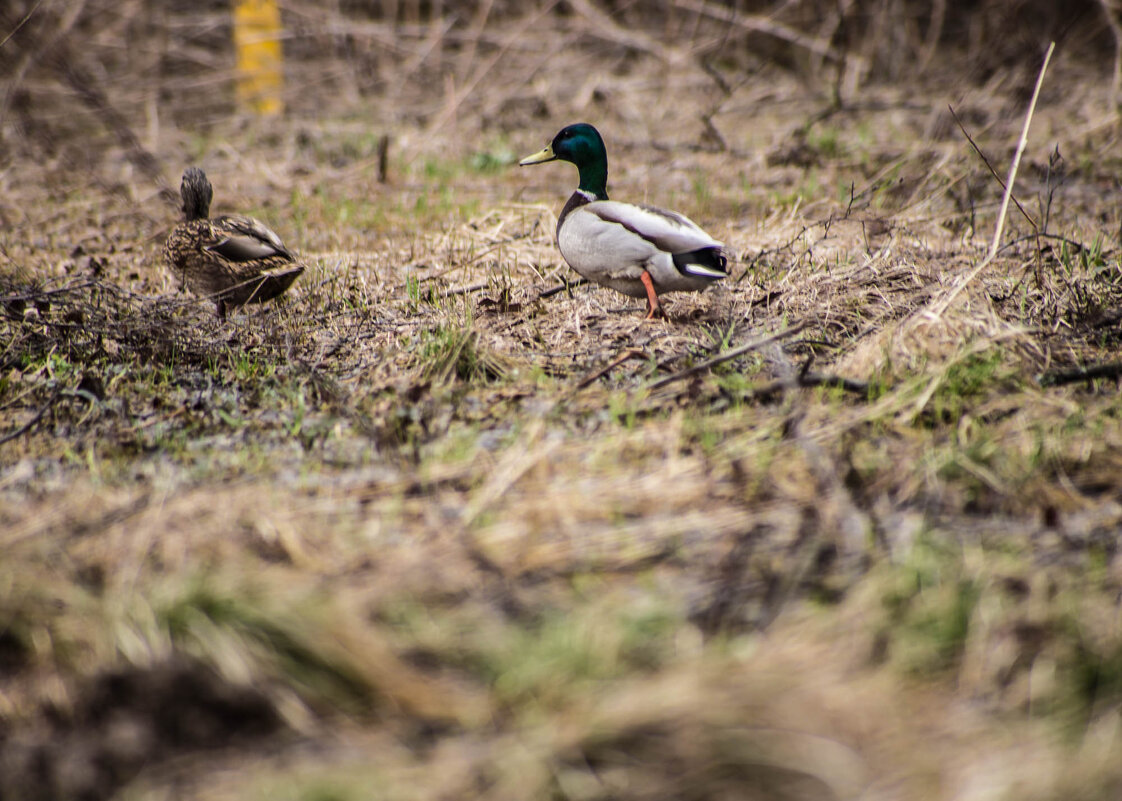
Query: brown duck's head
xmin=180 ymin=167 xmax=213 ymax=221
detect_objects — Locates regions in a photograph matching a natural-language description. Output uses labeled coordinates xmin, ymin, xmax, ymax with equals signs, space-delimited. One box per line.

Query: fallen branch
xmin=749 ymin=289 xmax=785 ymax=307
xmin=0 ymin=397 xmax=54 ymax=446
xmin=538 ymin=278 xmax=589 ymax=300
xmin=648 ymin=321 xmax=807 ymax=390
xmin=1 ymin=279 xmax=97 ymax=304
xmin=743 ymin=371 xmax=870 ymax=401
xmin=575 ymin=348 xmax=648 ymax=390
xmin=1038 ymin=362 xmax=1122 ymax=388
xmin=999 ymin=232 xmax=1101 ymax=256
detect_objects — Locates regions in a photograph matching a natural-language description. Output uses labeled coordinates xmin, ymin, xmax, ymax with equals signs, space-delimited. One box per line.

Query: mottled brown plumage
xmin=164 ymin=167 xmax=304 ymax=319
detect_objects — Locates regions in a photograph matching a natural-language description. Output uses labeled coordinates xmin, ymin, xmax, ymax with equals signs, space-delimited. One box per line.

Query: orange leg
xmin=639 ymin=270 xmax=664 ymax=320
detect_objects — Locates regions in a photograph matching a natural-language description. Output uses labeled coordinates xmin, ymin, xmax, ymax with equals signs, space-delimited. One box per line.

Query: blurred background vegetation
xmin=1 ymin=0 xmax=1118 ymax=172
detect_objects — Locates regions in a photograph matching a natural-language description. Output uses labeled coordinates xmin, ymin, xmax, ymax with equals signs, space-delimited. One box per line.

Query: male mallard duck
xmin=164 ymin=167 xmax=305 ymax=319
xmin=519 ymin=123 xmax=727 ymax=319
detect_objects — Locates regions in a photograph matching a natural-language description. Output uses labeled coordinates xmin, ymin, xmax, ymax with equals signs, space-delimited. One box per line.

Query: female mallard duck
xmin=520 ymin=123 xmax=727 ymax=319
xmin=164 ymin=167 xmax=305 ymax=319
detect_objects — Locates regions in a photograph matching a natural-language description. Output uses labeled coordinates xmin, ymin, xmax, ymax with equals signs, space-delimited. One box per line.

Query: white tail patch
xmin=681 ymin=262 xmax=727 ymax=280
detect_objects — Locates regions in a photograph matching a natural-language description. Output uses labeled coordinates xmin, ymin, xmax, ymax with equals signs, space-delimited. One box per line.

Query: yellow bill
xmin=519 ymin=144 xmax=557 ymax=166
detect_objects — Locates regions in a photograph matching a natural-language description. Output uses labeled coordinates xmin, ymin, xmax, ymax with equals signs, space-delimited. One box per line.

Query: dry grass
xmin=3 ymin=2 xmax=1122 ymax=800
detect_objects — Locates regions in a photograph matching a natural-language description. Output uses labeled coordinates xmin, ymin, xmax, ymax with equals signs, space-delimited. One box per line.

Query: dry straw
xmin=927 ymin=40 xmax=1056 ymax=321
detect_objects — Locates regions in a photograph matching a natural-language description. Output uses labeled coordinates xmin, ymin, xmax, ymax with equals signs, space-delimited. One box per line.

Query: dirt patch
xmin=0 ymin=658 xmax=281 ymax=801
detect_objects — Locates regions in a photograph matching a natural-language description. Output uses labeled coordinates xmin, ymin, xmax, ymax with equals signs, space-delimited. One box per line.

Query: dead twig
xmin=1 ymin=279 xmax=98 ymax=304
xmin=567 ymin=0 xmax=678 ymax=63
xmin=0 ymin=0 xmax=43 ymax=50
xmin=948 ymin=104 xmax=1037 ymax=231
xmin=437 ymin=282 xmax=488 ymax=299
xmin=538 ymin=278 xmax=589 ymax=300
xmin=927 ymin=41 xmax=1055 ymax=321
xmin=986 ymin=43 xmax=1054 ymax=263
xmin=575 ymin=348 xmax=648 ymax=390
xmin=672 ymin=0 xmax=843 ymax=63
xmin=749 ymin=290 xmax=785 ymax=307
xmin=999 ymin=232 xmax=1099 ymax=256
xmin=744 ymin=371 xmax=870 ymax=401
xmin=0 ymin=394 xmax=55 ymax=446
xmin=648 ymin=322 xmax=808 ymax=390
xmin=1038 ymin=362 xmax=1122 ymax=388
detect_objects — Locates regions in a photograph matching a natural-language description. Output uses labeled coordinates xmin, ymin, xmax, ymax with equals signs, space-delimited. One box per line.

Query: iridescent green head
xmin=519 ymin=123 xmax=608 ymax=200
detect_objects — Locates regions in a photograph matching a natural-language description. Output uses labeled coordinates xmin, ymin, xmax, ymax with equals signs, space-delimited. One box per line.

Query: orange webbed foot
xmin=640 ymin=270 xmax=665 ymax=321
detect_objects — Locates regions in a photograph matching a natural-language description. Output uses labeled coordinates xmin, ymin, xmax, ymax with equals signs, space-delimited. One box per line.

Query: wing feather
xmin=211 ymin=214 xmax=292 ymax=261
xmin=584 ymin=200 xmax=721 ymax=255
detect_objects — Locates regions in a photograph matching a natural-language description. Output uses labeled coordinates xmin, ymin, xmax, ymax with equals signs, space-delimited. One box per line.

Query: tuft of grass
xmin=920 ymin=347 xmax=1016 ymax=426
xmin=878 ymin=532 xmax=982 ymax=676
xmin=417 ymin=323 xmax=509 ymax=385
xmin=157 ymin=580 xmax=379 ymax=715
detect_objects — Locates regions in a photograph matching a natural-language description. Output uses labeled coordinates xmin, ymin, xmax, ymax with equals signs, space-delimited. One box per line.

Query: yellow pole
xmin=233 ymin=0 xmax=285 ymax=116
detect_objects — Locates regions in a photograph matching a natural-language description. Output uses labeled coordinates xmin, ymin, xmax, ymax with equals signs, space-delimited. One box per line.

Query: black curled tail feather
xmin=673 ymin=246 xmax=727 ymax=280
